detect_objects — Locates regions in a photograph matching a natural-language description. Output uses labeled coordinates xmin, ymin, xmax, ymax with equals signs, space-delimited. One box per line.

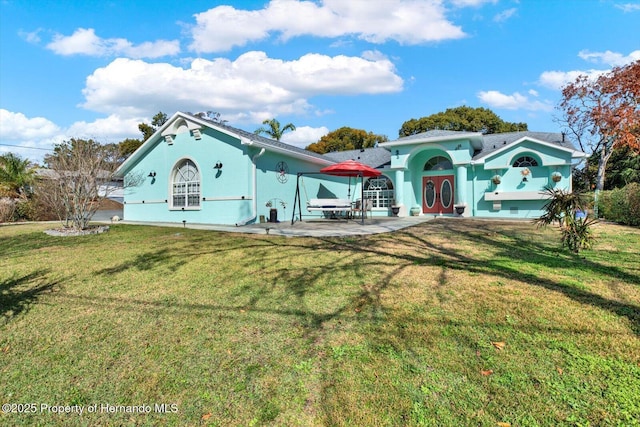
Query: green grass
xmin=1 ymin=219 xmax=639 ymax=426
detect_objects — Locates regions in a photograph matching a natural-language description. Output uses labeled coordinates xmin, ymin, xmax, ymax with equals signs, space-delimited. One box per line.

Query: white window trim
xmin=170 ymin=158 xmax=202 ymax=210
xmin=364 ymin=175 xmax=395 ymax=209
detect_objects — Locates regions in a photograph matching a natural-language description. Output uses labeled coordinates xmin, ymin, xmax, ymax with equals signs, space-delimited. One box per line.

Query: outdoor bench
xmin=307 ymin=198 xmax=352 ymax=213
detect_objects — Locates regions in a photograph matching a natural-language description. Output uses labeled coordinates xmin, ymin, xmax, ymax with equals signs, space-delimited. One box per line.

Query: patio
xmin=113 ymin=215 xmax=433 ymax=237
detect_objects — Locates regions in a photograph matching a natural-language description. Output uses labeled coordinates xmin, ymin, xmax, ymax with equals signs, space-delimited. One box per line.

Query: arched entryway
xmin=422 ymin=156 xmax=454 ymax=214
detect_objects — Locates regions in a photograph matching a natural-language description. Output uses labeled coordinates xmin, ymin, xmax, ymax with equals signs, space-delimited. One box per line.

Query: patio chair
xmin=352 ymin=198 xmax=372 ymax=219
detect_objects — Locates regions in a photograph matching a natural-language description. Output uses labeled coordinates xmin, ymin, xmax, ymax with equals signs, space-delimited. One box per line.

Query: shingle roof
xmin=188 ymin=113 xmax=330 ymax=163
xmin=473 ymin=131 xmax=578 ymax=160
xmin=322 ymin=147 xmax=391 ymax=168
xmin=396 ymin=129 xmax=478 ymax=142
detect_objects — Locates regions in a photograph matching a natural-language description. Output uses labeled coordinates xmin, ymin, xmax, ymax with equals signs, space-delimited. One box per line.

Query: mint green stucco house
xmin=114 ymin=112 xmax=586 ymax=225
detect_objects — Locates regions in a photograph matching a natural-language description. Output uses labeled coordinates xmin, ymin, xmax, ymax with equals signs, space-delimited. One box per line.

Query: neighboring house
xmin=114 ymin=112 xmax=586 ymax=225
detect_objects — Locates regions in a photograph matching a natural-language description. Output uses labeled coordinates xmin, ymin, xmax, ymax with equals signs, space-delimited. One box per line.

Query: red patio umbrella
xmin=320 ymin=160 xmax=382 ymax=177
xmin=320 ymin=160 xmax=381 ymax=223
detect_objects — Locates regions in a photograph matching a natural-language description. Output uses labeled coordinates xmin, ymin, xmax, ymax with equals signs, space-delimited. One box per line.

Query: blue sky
xmin=1 ymin=0 xmax=639 ymax=162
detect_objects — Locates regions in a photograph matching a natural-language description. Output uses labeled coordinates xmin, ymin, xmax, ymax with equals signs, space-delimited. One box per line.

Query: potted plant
xmin=491 ymin=174 xmax=502 ymax=185
xmin=551 ymin=172 xmax=562 ymax=182
xmin=410 ymin=206 xmax=421 ymax=216
xmin=266 ymin=200 xmax=278 ymax=222
xmin=390 ymin=199 xmax=400 ymax=216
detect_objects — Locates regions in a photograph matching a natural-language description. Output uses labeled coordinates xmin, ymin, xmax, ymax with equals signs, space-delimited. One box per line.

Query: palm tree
xmin=0 ymin=152 xmax=35 ymax=197
xmin=534 ymin=185 xmax=597 ymax=253
xmin=254 ymin=119 xmax=296 ymax=141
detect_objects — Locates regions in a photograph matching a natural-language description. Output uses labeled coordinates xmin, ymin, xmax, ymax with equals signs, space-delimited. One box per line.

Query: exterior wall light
xmin=148 ymin=171 xmax=156 ymax=178
xmin=214 ymin=162 xmax=223 ymax=169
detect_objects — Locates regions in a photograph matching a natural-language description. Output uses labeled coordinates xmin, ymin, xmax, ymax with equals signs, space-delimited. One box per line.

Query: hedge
xmin=597 ymin=183 xmax=640 ymax=226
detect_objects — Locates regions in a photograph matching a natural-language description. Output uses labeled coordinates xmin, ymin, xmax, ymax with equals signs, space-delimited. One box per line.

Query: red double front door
xmin=422 ymin=175 xmax=454 ymax=214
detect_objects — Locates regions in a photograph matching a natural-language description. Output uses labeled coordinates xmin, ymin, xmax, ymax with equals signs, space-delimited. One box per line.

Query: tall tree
xmin=306 ymin=127 xmax=389 ymax=154
xmin=0 ymin=152 xmax=35 ymax=197
xmin=254 ymin=118 xmax=296 ymax=141
xmin=574 ymin=145 xmax=640 ymax=191
xmin=40 ymin=139 xmax=141 ymax=230
xmin=558 ymin=60 xmax=640 ymax=191
xmin=194 ymin=111 xmax=227 ymax=124
xmin=138 ymin=111 xmax=168 ymax=142
xmin=118 ymin=138 xmax=143 ymax=159
xmin=399 ymin=106 xmax=527 ymax=137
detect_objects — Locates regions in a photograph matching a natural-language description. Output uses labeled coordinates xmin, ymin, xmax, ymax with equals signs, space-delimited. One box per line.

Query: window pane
xmin=364 ymin=176 xmax=394 ymax=208
xmin=513 ymin=156 xmax=539 ymax=167
xmin=441 ymin=180 xmax=452 ymax=208
xmin=424 ymin=181 xmax=435 ymax=208
xmin=172 ymin=160 xmax=200 ymax=208
xmin=173 ymin=195 xmax=185 ymax=206
xmin=424 ymin=156 xmax=452 ymax=171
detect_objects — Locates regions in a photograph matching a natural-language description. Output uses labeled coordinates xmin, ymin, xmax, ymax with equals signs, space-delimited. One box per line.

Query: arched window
xmin=513 ymin=156 xmax=539 ymax=167
xmin=172 ymin=159 xmax=200 ymax=208
xmin=424 ymin=156 xmax=453 ymax=171
xmin=363 ymin=176 xmax=394 ymax=208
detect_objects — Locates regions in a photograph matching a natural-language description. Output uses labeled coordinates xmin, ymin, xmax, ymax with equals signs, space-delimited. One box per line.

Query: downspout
xmin=236 ymin=148 xmax=266 ymax=226
xmin=471 ymin=162 xmax=476 ymax=217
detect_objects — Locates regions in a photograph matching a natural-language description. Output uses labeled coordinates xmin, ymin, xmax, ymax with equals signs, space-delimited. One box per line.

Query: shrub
xmin=598 ymin=183 xmax=640 ymax=226
xmin=0 ymin=197 xmax=16 ymax=222
xmin=534 ymin=186 xmax=597 ymax=253
xmin=15 ymin=197 xmax=38 ymax=221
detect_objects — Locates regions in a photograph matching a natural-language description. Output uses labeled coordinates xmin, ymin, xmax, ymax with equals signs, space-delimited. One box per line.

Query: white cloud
xmin=189 ymin=0 xmax=466 ymax=53
xmin=0 ymin=109 xmax=148 ymax=162
xmin=81 ymin=52 xmax=403 ymax=118
xmin=18 ymin=29 xmax=42 ymax=44
xmin=46 ymin=28 xmax=180 ymax=59
xmin=578 ymin=49 xmax=640 ymax=67
xmin=0 ymin=109 xmax=61 ymax=139
xmin=537 ymin=49 xmax=639 ymax=90
xmin=615 ymin=3 xmax=640 ymax=12
xmin=0 ymin=109 xmax=62 ymax=162
xmin=477 ymin=90 xmax=553 ymax=111
xmin=281 ymin=126 xmax=330 ymax=148
xmin=493 ymin=8 xmax=517 ymax=22
xmin=538 ymin=69 xmax=607 ymax=90
xmin=66 ymin=114 xmax=143 ymax=141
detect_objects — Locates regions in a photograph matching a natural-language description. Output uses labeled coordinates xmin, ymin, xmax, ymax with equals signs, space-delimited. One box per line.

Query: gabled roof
xmin=383 ymin=129 xmax=484 ymax=149
xmin=323 ymin=147 xmax=391 ymax=169
xmin=196 ymin=114 xmax=331 ymax=164
xmin=115 ymin=112 xmax=333 ymax=176
xmin=381 ymin=129 xmax=586 ymax=161
xmin=472 ymin=131 xmax=585 ymax=161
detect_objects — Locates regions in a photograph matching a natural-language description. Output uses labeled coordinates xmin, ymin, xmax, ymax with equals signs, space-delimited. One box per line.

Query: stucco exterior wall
xmin=117 ymin=116 xmax=583 ymax=224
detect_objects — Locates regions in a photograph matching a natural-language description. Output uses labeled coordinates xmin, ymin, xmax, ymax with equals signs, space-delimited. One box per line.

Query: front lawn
xmin=1 ymin=219 xmax=639 ymax=426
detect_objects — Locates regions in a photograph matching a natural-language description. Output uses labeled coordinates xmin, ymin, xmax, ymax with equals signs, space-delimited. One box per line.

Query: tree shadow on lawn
xmin=72 ymin=237 xmax=398 ymax=342
xmin=0 ymin=269 xmax=66 ymax=322
xmin=309 ymin=219 xmax=640 ymax=335
xmin=0 ymin=230 xmax=98 ymax=259
xmin=84 ymin=219 xmax=639 ymax=337
xmin=95 ymin=239 xmax=280 ymax=276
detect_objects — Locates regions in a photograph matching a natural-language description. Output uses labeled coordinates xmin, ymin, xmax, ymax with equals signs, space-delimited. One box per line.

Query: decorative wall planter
xmin=491 ymin=175 xmax=502 ymax=185
xmin=551 ymin=172 xmax=562 ymax=182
